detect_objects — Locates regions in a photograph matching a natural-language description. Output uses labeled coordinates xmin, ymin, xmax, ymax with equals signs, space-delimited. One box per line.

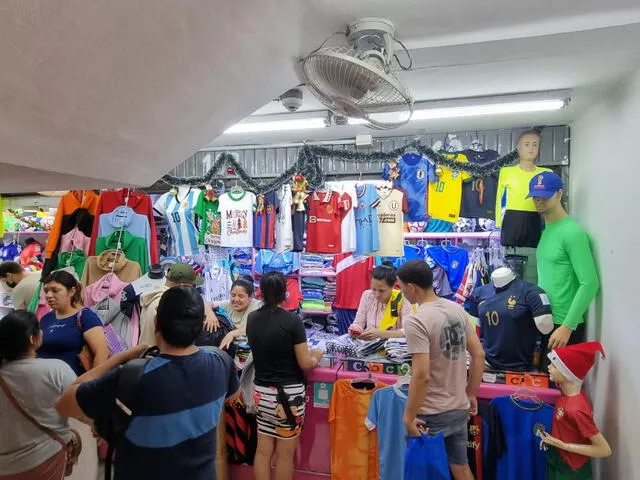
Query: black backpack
xmin=95 ymin=346 xmax=159 ymax=480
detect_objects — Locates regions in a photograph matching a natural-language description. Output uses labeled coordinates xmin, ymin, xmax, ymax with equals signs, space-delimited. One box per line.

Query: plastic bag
xmin=404 ymin=433 xmax=452 ymax=480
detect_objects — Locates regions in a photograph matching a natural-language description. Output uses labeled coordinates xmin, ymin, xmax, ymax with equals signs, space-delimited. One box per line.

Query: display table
xmin=229 ymin=363 xmax=560 ymax=480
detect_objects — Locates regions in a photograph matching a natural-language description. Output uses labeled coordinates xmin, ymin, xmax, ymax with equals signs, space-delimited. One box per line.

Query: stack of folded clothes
xmin=326 ymin=334 xmax=386 ymax=358
xmin=300 ymin=253 xmax=336 ymax=276
xmin=231 ymin=248 xmax=253 ymax=277
xmin=384 ymin=338 xmax=411 ymax=363
xmin=300 ymin=253 xmax=326 ymax=274
xmin=324 ymin=277 xmax=336 ymax=309
xmin=301 ymin=276 xmax=328 ymax=312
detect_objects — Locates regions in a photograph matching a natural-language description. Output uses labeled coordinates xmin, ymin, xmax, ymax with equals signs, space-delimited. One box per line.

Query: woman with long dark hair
xmin=0 ymin=310 xmax=79 ymax=480
xmin=38 ymin=271 xmax=108 ymax=375
xmin=246 ymin=271 xmax=322 ymax=480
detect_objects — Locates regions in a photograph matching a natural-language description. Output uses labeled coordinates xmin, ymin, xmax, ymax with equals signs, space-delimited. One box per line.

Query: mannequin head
xmin=532 ymin=190 xmax=564 ymax=216
xmin=491 ymin=267 xmax=516 ymax=288
xmin=547 ymin=363 xmax=572 ymax=386
xmin=516 ymin=130 xmax=541 ymax=163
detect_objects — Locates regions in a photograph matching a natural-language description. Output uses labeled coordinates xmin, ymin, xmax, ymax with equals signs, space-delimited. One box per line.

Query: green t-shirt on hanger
xmin=195 ymin=190 xmax=221 ymax=246
xmin=95 ymin=230 xmax=149 ymax=274
xmin=55 ymin=249 xmax=88 ymax=279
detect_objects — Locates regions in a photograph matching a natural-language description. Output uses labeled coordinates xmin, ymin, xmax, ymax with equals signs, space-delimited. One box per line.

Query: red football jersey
xmin=305 ymin=190 xmax=346 ymax=253
xmin=551 ymin=391 xmax=600 ymax=471
xmin=283 ymin=278 xmax=303 ymax=311
xmin=332 ymin=253 xmax=374 ymax=310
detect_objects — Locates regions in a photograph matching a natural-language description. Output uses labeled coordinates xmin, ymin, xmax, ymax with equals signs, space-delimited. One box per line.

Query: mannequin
xmin=496 ymin=130 xmax=552 ymax=247
xmin=465 ymin=267 xmax=554 ymax=371
xmin=541 ymin=342 xmax=611 ymax=479
xmin=527 ymin=171 xmax=599 ymax=350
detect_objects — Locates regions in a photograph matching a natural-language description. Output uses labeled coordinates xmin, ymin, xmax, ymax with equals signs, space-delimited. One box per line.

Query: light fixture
xmin=348 ymin=98 xmax=567 ymax=125
xmin=224 ymin=117 xmax=327 ymax=134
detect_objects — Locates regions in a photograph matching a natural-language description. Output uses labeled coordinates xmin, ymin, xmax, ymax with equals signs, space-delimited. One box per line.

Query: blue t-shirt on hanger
xmin=366 ymin=384 xmax=410 ymax=480
xmin=354 ymin=184 xmax=380 ymax=256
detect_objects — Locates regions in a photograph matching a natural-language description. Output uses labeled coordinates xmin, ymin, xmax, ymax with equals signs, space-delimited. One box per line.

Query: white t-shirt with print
xmin=219 ymin=190 xmax=256 ymax=247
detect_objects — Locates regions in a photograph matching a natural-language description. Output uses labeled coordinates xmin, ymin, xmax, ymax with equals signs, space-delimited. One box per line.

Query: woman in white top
xmin=215 ymin=276 xmax=263 ymax=349
xmin=0 ymin=310 xmax=78 ymax=480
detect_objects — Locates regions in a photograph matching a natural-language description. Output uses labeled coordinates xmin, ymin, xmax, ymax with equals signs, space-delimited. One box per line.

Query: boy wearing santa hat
xmin=541 ymin=342 xmax=612 ymax=479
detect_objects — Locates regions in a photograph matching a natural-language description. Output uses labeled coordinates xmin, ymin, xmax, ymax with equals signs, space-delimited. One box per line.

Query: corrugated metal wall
xmin=168 ymin=125 xmax=569 ymax=181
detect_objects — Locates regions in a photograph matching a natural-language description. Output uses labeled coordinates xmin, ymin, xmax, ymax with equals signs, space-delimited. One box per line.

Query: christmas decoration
xmin=161 ymin=127 xmax=543 ymax=194
xmin=292 ymin=174 xmax=309 ymax=212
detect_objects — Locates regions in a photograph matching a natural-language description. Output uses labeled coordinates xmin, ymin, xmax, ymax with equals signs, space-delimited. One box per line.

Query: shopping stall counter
xmin=230 ymin=362 xmax=560 ymax=480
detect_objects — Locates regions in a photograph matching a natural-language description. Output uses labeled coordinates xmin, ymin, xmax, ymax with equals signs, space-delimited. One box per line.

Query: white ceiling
xmin=2 ymin=1 xmax=640 ymax=191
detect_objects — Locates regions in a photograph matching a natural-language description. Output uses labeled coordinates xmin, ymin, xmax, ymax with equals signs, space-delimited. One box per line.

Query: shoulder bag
xmin=76 ymin=310 xmax=94 ymax=372
xmin=0 ymin=375 xmax=82 ymax=477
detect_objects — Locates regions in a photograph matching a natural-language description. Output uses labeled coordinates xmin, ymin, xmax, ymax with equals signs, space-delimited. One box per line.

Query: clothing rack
xmin=403 ymin=231 xmax=499 ymax=246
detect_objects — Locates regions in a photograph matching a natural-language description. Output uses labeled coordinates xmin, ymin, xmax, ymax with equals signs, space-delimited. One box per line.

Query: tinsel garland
xmin=162 ymin=127 xmax=543 ymax=193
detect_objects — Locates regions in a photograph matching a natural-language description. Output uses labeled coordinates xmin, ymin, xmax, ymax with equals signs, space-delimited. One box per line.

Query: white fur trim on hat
xmin=547 ymin=351 xmax=583 ymax=385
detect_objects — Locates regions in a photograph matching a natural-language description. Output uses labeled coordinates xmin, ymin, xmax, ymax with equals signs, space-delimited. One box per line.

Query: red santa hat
xmin=547 ymin=341 xmax=605 ymax=384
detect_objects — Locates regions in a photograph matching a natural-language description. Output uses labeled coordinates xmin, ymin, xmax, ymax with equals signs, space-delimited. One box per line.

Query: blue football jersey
xmin=492 ymin=396 xmax=553 ymax=480
xmin=466 ymin=279 xmax=551 ymax=371
xmin=395 ymin=153 xmax=435 ymax=222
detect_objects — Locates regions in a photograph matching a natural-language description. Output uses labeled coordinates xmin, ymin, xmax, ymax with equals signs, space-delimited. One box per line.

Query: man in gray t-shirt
xmin=0 ymin=358 xmax=76 ymax=475
xmin=397 ymin=260 xmax=485 ymax=480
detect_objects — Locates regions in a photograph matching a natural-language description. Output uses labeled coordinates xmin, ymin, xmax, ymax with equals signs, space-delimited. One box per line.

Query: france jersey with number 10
xmin=395 ymin=153 xmax=435 ymax=222
xmin=154 ymin=189 xmax=201 ymax=257
xmin=465 ymin=279 xmax=552 ymax=371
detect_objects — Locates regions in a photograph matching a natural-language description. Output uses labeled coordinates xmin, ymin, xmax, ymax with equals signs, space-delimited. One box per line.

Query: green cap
xmin=166 ymin=263 xmax=203 ymax=286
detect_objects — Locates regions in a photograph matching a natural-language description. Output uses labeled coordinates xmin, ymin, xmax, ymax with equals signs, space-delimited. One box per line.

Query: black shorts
xmin=501 ymin=210 xmax=543 ymax=248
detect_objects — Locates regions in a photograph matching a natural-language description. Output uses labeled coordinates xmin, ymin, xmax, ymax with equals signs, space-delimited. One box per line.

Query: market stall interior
xmin=1 ymin=2 xmax=639 ymax=480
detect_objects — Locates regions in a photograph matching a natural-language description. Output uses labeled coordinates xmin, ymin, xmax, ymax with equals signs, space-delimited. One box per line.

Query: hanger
xmin=395 ymin=363 xmax=412 ymax=388
xmin=351 ymin=366 xmax=377 ymax=391
xmin=510 ymin=376 xmax=543 ymax=407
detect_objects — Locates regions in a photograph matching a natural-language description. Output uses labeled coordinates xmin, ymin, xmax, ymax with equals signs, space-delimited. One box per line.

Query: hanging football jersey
xmin=275 ymin=185 xmax=294 ymax=253
xmin=329 ymin=379 xmax=386 ymax=480
xmin=391 ymin=153 xmax=434 ymax=222
xmin=373 ymin=187 xmax=406 ymax=257
xmin=253 ymin=191 xmax=277 ymax=250
xmin=460 ymin=149 xmax=499 ymax=219
xmin=305 ymin=189 xmax=346 ymax=254
xmin=219 ymin=190 xmax=256 ymax=248
xmin=327 ymin=181 xmax=357 ymax=253
xmin=354 ymin=184 xmax=380 ymax=256
xmin=154 ymin=188 xmax=202 ymax=257
xmin=428 ymin=153 xmax=472 ymax=222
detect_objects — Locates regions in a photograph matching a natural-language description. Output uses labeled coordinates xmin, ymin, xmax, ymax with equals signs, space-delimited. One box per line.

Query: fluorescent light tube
xmin=225 ymin=117 xmax=327 ymax=134
xmin=348 ymin=99 xmax=566 ymax=125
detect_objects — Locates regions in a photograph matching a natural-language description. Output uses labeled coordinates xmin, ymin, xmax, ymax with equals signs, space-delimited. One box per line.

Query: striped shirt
xmin=154 ymin=190 xmax=201 ymax=257
xmin=77 ymin=349 xmax=239 ymax=480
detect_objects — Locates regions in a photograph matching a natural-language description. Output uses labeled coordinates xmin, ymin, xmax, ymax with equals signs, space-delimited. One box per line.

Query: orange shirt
xmin=44 ymin=190 xmax=100 ymax=259
xmin=328 ymin=379 xmax=387 ymax=480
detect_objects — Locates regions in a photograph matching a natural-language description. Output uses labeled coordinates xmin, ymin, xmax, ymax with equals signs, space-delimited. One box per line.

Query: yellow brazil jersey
xmin=495 ymin=165 xmax=552 ymax=226
xmin=428 ymin=153 xmax=471 ymax=222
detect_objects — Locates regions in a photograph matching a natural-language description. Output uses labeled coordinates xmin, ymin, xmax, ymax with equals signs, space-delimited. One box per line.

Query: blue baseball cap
xmin=526 ymin=171 xmax=563 ymax=199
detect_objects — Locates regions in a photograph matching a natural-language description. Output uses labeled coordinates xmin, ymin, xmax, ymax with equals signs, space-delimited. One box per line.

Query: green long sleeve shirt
xmin=536 ymin=216 xmax=600 ymax=330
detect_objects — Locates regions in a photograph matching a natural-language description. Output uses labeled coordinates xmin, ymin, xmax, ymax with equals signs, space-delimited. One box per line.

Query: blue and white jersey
xmin=154 ymin=189 xmax=202 ymax=257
